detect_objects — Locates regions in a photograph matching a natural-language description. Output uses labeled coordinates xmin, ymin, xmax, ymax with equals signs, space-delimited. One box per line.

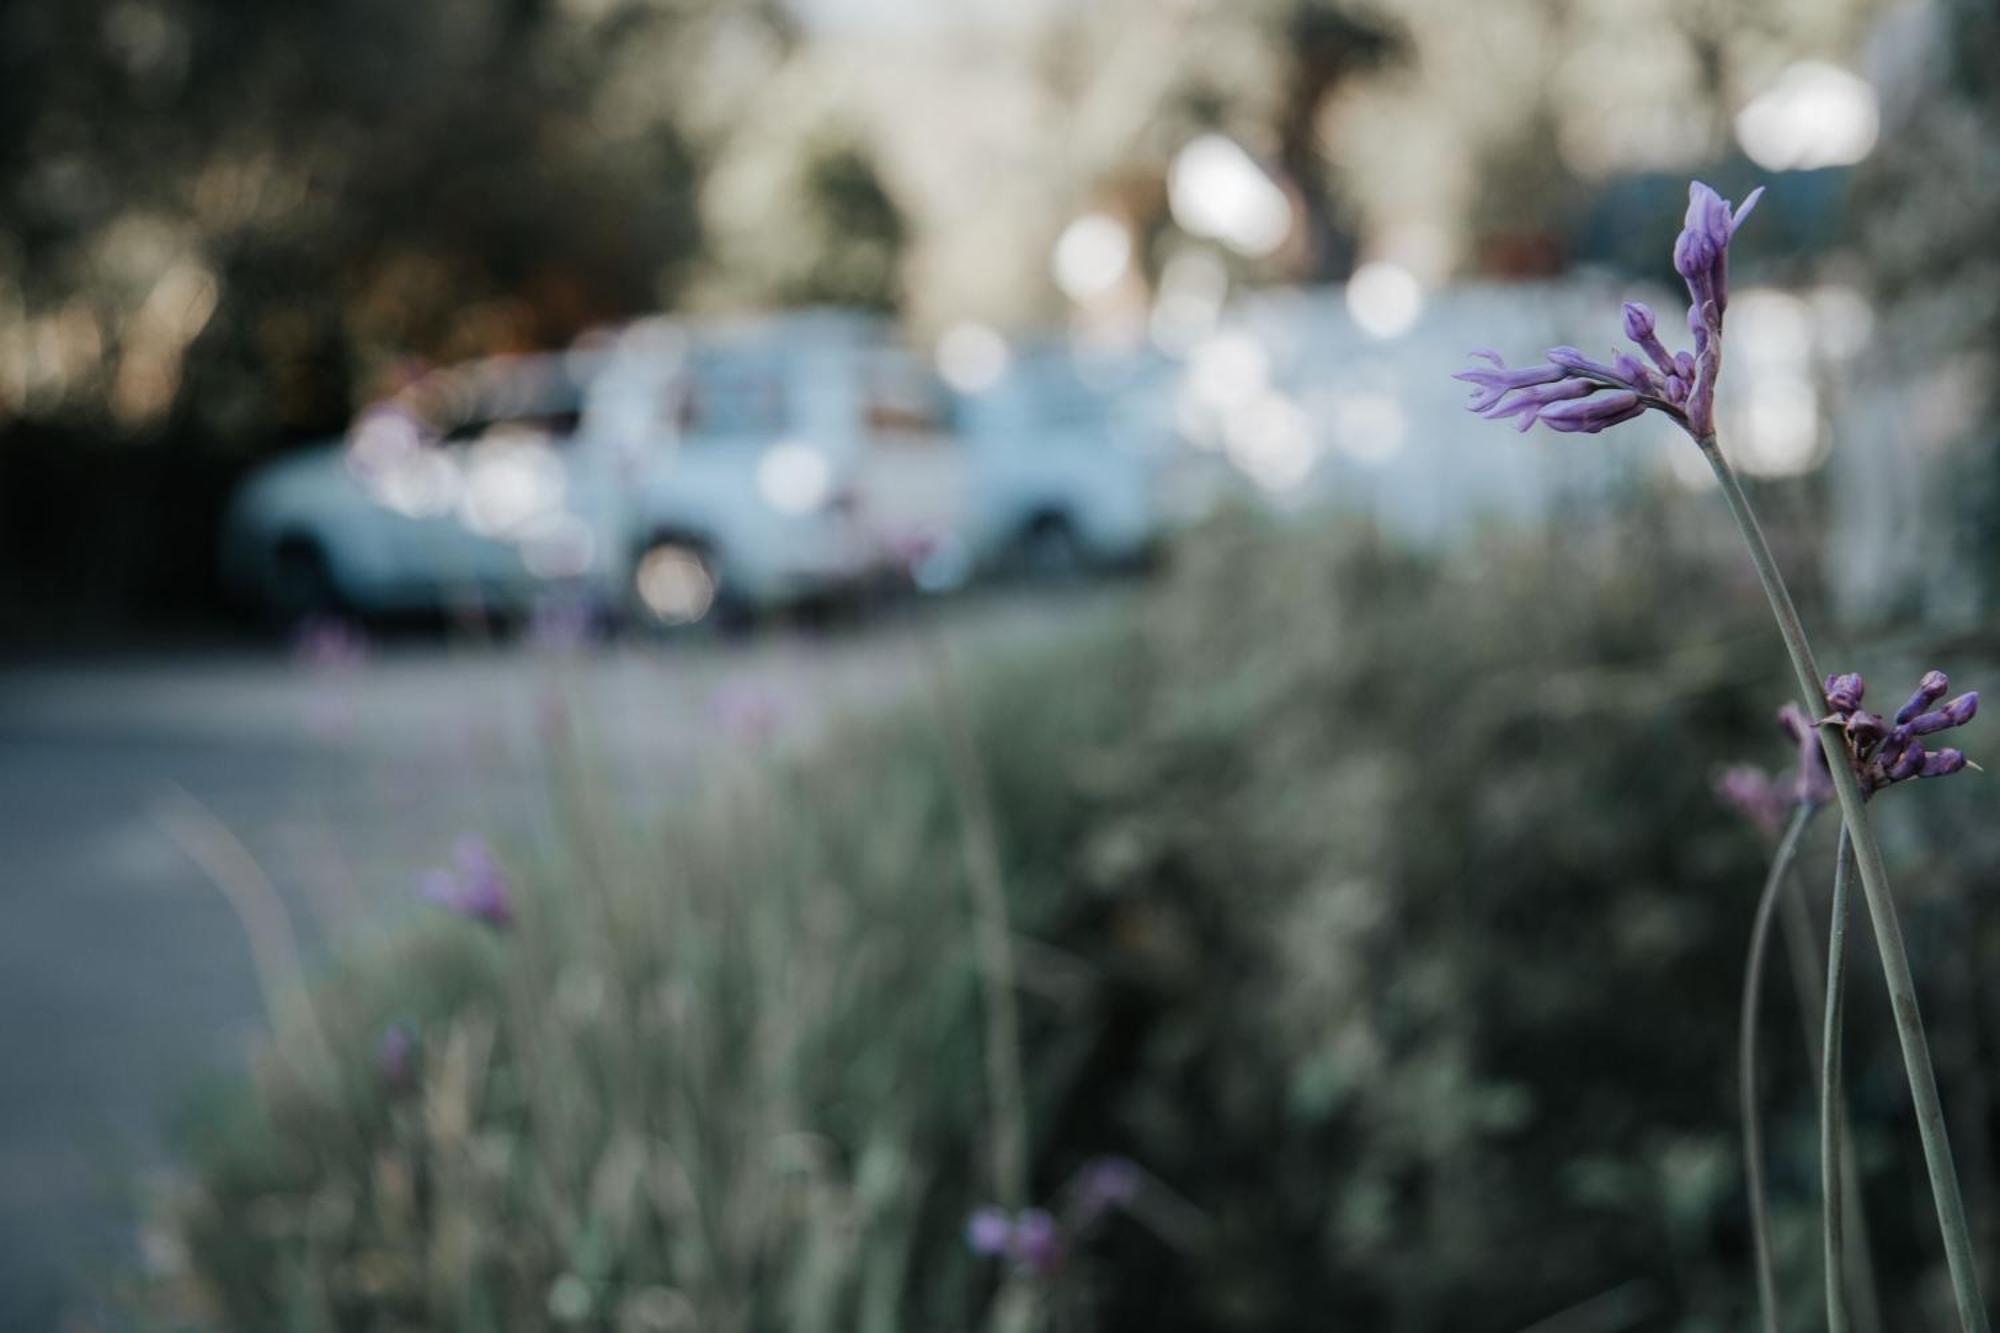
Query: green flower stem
xmin=922 ymin=627 xmax=1031 ymax=1213
xmin=1777 ymin=853 xmax=1885 ymax=1333
xmin=1700 ymin=435 xmax=1990 ymax=1333
xmin=1743 ymin=803 xmax=1814 ymax=1333
xmin=1824 ymin=826 xmax=1856 ymax=1333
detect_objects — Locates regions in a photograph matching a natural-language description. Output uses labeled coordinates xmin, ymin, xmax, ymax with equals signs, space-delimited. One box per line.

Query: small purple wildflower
xmin=1454 ymin=179 xmax=1762 ymax=440
xmin=1820 ymin=670 xmax=1979 ymax=796
xmin=376 ymin=1021 xmax=418 ymax=1093
xmin=1010 ymin=1208 xmax=1063 ymax=1277
xmin=1777 ymin=702 xmax=1835 ymax=807
xmin=1716 ymin=764 xmax=1787 ymax=838
xmin=964 ymin=1205 xmax=1065 ymax=1278
xmin=292 ymin=616 xmax=369 ymax=672
xmin=1720 ymin=701 xmax=1838 ymax=834
xmin=421 ymin=835 xmax=514 ymax=929
xmin=1073 ymin=1155 xmax=1143 ymax=1224
xmin=965 ymin=1206 xmax=1012 ymax=1257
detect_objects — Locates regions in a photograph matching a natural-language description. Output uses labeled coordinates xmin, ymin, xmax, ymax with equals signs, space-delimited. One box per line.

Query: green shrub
xmin=151 ymin=501 xmax=2000 ymax=1331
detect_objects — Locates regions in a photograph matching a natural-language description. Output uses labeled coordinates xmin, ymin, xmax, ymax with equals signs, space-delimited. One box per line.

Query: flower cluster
xmin=1716 ymin=701 xmax=1835 ymax=835
xmin=1454 ymin=181 xmax=1763 ymax=440
xmin=963 ymin=1156 xmax=1145 ymax=1280
xmin=965 ymin=1206 xmax=1062 ymax=1277
xmin=1821 ymin=670 xmax=1978 ymax=796
xmin=421 ymin=835 xmax=515 ymax=928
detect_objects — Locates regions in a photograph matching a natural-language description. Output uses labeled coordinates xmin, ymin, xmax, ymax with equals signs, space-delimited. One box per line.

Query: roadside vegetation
xmin=144 ymin=501 xmax=2000 ymax=1331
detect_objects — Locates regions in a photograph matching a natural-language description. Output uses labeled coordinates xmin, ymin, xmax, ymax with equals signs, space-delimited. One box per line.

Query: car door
xmin=852 ymin=348 xmax=971 ymax=568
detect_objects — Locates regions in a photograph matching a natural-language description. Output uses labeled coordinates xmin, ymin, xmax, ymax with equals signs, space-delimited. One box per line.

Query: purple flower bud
xmin=1663 ymin=375 xmax=1688 ymax=404
xmin=1674 ymin=352 xmax=1697 ymax=383
xmin=1777 ymin=704 xmax=1833 ymax=806
xmin=376 ymin=1022 xmax=418 ymax=1093
xmin=422 ymin=835 xmax=514 ymax=929
xmin=1453 ymin=351 xmax=1566 ymax=413
xmin=1920 ymin=748 xmax=1968 ymax=779
xmin=1545 ymin=346 xmax=1639 ymax=387
xmin=1673 ymin=226 xmax=1716 ymax=285
xmin=1613 ymin=352 xmax=1656 ymax=391
xmin=1885 ymin=732 xmax=1926 ymax=783
xmin=1909 ymin=693 xmax=1977 ymax=735
xmin=1686 ymin=302 xmax=1710 ymax=361
xmin=1075 ymin=1155 xmax=1143 ymax=1223
xmin=965 ymin=1207 xmax=1012 ymax=1257
xmin=1536 ymin=390 xmax=1644 ymax=435
xmin=1824 ymin=673 xmax=1865 ymax=715
xmin=1008 ymin=1208 xmax=1063 ymax=1277
xmin=1481 ymin=377 xmax=1595 ymax=430
xmin=1895 ymin=671 xmax=1950 ymax=726
xmin=1845 ymin=710 xmax=1887 ymax=751
xmin=1716 ymin=764 xmax=1783 ymax=837
xmin=1622 ymin=302 xmax=1680 ymax=381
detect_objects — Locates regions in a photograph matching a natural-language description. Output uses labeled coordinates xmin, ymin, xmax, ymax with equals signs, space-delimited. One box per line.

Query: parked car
xmin=220 ymin=326 xmax=876 ymax=627
xmin=222 ymin=311 xmax=1207 ymax=627
xmin=680 ymin=313 xmax=1206 ymax=590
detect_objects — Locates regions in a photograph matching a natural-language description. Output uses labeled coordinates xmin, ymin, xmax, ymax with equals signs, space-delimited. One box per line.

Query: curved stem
xmin=1744 ymin=804 xmax=1814 ymax=1333
xmin=1824 ymin=826 xmax=1855 ymax=1333
xmin=1778 ymin=853 xmax=1886 ymax=1333
xmin=1701 ymin=435 xmax=1989 ymax=1333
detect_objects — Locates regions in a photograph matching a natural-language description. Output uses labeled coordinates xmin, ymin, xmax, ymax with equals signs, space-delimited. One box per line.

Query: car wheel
xmin=629 ymin=537 xmax=743 ymax=633
xmin=1017 ymin=511 xmax=1085 ymax=581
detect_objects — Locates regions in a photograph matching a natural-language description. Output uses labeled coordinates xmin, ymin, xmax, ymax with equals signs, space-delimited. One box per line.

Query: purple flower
xmin=1009 ymin=1208 xmax=1063 ymax=1277
xmin=1822 ymin=668 xmax=1979 ymax=796
xmin=1716 ymin=764 xmax=1785 ymax=837
xmin=1777 ymin=702 xmax=1834 ymax=807
xmin=1071 ymin=1155 xmax=1143 ymax=1227
xmin=376 ymin=1022 xmax=418 ymax=1093
xmin=965 ymin=1207 xmax=1012 ymax=1257
xmin=1823 ymin=673 xmax=1866 ymax=715
xmin=292 ymin=616 xmax=369 ymax=672
xmin=1536 ymin=391 xmax=1645 ymax=435
xmin=1921 ymin=749 xmax=1968 ymax=779
xmin=1455 ymin=179 xmax=1763 ymax=441
xmin=1844 ymin=710 xmax=1888 ymax=750
xmin=1451 ymin=350 xmax=1567 ymax=414
xmin=422 ymin=835 xmax=514 ymax=929
xmin=1895 ymin=670 xmax=1950 ymax=726
xmin=1909 ymin=692 xmax=1978 ymax=735
xmin=964 ymin=1205 xmax=1064 ymax=1277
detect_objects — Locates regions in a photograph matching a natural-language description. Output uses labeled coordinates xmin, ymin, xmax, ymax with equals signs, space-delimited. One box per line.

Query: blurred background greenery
xmin=9 ymin=0 xmax=2000 ymax=632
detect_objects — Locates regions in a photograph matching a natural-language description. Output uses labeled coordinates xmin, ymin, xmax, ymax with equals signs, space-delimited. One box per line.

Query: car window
xmin=442 ymin=410 xmax=583 ymax=445
xmin=677 ymin=356 xmax=789 ymax=436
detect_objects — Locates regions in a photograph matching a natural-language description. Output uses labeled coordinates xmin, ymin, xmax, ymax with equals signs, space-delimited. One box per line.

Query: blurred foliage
xmin=1850 ymin=0 xmax=2000 ymax=611
xmin=146 ymin=501 xmax=2000 ymax=1330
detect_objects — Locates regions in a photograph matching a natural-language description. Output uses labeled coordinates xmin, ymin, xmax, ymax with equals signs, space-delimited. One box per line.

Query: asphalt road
xmin=0 ymin=593 xmax=1092 ymax=1328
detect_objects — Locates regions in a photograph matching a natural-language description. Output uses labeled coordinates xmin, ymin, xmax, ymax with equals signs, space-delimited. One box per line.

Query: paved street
xmin=0 ymin=594 xmax=1093 ymax=1327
